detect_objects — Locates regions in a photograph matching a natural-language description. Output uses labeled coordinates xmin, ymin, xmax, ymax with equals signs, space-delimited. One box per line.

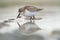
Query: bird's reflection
xmin=17 ymin=20 xmax=41 ymax=34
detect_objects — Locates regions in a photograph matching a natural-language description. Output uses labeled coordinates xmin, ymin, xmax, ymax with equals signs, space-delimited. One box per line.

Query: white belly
xmin=23 ymin=10 xmax=37 ymax=17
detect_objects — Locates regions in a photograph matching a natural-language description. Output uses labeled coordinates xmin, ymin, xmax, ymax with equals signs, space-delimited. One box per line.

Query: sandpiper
xmin=17 ymin=6 xmax=43 ymax=20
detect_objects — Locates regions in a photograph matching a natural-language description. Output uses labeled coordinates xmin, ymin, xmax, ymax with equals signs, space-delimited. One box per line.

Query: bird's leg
xmin=30 ymin=17 xmax=32 ymax=22
xmin=16 ymin=13 xmax=21 ymax=19
xmin=32 ymin=16 xmax=35 ymax=23
xmin=32 ymin=16 xmax=36 ymax=20
xmin=30 ymin=16 xmax=35 ymax=23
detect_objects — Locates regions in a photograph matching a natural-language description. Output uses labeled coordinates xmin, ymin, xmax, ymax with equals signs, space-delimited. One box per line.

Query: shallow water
xmin=0 ymin=6 xmax=60 ymax=40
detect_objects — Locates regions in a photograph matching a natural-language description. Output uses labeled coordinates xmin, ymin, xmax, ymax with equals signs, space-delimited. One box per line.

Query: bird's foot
xmin=32 ymin=16 xmax=36 ymax=20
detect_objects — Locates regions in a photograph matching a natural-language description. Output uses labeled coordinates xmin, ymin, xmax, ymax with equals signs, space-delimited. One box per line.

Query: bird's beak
xmin=37 ymin=9 xmax=43 ymax=11
xmin=16 ymin=12 xmax=21 ymax=19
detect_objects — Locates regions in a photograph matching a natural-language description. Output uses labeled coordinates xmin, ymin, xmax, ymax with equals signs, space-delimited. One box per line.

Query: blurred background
xmin=0 ymin=0 xmax=60 ymax=40
xmin=0 ymin=0 xmax=60 ymax=7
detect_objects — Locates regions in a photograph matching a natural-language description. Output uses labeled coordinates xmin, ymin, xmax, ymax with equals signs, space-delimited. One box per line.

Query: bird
xmin=17 ymin=6 xmax=43 ymax=20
